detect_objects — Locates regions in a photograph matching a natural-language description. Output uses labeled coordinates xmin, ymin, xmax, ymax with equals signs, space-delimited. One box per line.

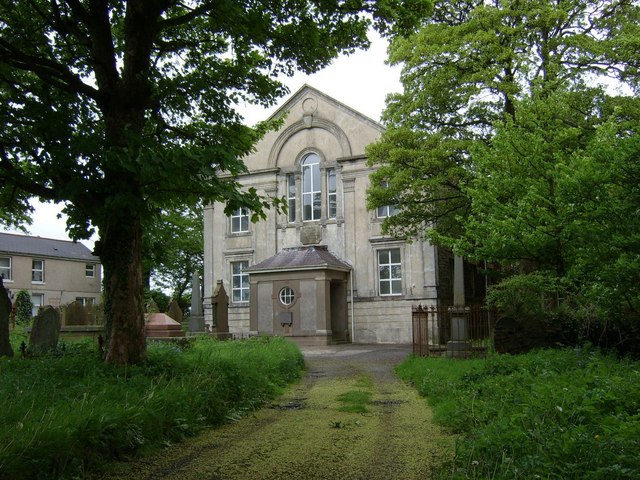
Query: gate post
xmin=447 ymin=255 xmax=471 ymax=358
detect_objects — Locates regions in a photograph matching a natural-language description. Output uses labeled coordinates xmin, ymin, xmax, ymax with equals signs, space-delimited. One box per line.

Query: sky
xmin=0 ymin=30 xmax=402 ymax=250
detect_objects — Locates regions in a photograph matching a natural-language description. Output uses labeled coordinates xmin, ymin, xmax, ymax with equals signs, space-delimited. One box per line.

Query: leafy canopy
xmin=0 ymin=0 xmax=431 ymax=364
xmin=367 ymin=0 xmax=640 ymax=344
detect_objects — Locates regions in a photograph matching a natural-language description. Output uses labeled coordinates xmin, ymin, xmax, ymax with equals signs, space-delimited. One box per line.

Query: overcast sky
xmin=0 ymin=30 xmax=401 ymax=250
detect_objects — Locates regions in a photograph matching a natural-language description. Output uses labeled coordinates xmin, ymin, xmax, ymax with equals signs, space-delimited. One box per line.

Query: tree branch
xmin=0 ymin=39 xmax=100 ymax=100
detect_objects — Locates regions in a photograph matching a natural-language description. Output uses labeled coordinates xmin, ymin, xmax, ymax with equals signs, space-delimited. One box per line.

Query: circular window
xmin=279 ymin=287 xmax=295 ymax=306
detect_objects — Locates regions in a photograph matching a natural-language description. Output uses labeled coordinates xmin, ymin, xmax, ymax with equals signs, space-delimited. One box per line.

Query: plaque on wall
xmin=300 ymin=225 xmax=322 ymax=245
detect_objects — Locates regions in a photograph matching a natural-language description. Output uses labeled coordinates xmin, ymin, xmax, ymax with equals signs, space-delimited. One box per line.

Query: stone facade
xmin=203 ymin=85 xmax=442 ymax=344
xmin=0 ymin=232 xmax=101 ymax=312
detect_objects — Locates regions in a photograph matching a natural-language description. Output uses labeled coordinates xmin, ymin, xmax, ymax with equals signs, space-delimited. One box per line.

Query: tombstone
xmin=145 ymin=298 xmax=159 ymax=314
xmin=64 ymin=301 xmax=90 ymax=326
xmin=191 ymin=273 xmax=203 ymax=317
xmin=29 ymin=306 xmax=61 ymax=353
xmin=166 ymin=299 xmax=183 ymax=324
xmin=212 ymin=280 xmax=230 ymax=338
xmin=0 ymin=277 xmax=14 ymax=358
xmin=145 ymin=313 xmax=186 ymax=338
xmin=188 ymin=273 xmax=205 ymax=334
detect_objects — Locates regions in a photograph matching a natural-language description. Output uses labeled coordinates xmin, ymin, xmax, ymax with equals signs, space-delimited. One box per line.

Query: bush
xmin=14 ymin=289 xmax=33 ymax=324
xmin=0 ymin=336 xmax=304 ymax=479
xmin=486 ymin=272 xmax=559 ymax=318
xmin=398 ymin=348 xmax=640 ymax=479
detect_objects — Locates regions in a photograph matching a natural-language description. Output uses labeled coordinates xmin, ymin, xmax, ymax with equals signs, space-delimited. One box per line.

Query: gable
xmin=243 ymin=85 xmax=384 ymax=172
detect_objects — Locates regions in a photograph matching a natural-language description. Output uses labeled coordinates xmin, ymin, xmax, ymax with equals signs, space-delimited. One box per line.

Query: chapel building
xmin=203 ymin=85 xmax=469 ymax=345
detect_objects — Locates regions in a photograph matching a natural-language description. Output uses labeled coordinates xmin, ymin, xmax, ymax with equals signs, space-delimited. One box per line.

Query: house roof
xmin=0 ymin=232 xmax=99 ymax=262
xmin=247 ymin=246 xmax=351 ymax=273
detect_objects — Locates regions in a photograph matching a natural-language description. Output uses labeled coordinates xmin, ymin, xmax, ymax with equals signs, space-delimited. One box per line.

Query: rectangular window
xmin=0 ymin=257 xmax=11 ymax=281
xmin=287 ymin=174 xmax=296 ymax=223
xmin=31 ymin=293 xmax=44 ymax=317
xmin=85 ymin=264 xmax=95 ymax=278
xmin=32 ymin=259 xmax=44 ymax=283
xmin=75 ymin=297 xmax=95 ymax=306
xmin=376 ymin=181 xmax=398 ymax=218
xmin=231 ymin=261 xmax=249 ymax=303
xmin=327 ymin=168 xmax=337 ymax=219
xmin=230 ymin=208 xmax=250 ymax=233
xmin=378 ymin=248 xmax=402 ymax=296
xmin=376 ymin=204 xmax=399 ymax=218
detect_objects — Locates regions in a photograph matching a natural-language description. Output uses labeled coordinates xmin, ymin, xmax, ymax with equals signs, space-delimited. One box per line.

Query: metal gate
xmin=412 ymin=304 xmax=494 ymax=357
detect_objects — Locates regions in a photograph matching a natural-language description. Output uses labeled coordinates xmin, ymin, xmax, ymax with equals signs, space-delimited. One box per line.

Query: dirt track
xmin=101 ymin=345 xmax=453 ymax=480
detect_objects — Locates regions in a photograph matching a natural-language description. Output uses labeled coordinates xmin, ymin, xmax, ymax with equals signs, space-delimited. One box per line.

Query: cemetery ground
xmin=1 ymin=327 xmax=640 ymax=480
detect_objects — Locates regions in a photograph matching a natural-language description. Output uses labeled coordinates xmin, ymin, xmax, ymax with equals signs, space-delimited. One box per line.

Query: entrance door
xmin=330 ymin=280 xmax=349 ymax=343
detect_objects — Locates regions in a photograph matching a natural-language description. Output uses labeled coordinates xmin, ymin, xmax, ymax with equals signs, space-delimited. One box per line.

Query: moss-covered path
xmin=102 ymin=345 xmax=453 ymax=480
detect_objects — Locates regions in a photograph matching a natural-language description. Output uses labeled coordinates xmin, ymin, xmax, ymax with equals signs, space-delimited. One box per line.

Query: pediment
xmin=243 ymin=85 xmax=385 ymax=171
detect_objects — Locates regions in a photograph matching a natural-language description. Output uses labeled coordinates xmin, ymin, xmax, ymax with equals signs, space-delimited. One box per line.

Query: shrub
xmin=14 ymin=289 xmax=33 ymax=324
xmin=398 ymin=348 xmax=640 ymax=479
xmin=486 ymin=272 xmax=559 ymax=318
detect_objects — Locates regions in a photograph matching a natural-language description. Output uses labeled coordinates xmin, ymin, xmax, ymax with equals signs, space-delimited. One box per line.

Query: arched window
xmin=302 ymin=153 xmax=321 ymax=221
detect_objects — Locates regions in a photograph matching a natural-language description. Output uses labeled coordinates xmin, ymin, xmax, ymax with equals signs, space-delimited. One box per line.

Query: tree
xmin=146 ymin=202 xmax=204 ymax=308
xmin=367 ymin=0 xmax=640 ymax=346
xmin=367 ymin=0 xmax=639 ymax=243
xmin=0 ymin=0 xmax=430 ymax=364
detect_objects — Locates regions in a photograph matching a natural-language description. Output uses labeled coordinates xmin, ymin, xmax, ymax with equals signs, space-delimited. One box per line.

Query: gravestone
xmin=0 ymin=277 xmax=14 ymax=358
xmin=145 ymin=313 xmax=186 ymax=338
xmin=145 ymin=298 xmax=159 ymax=314
xmin=64 ymin=301 xmax=90 ymax=326
xmin=166 ymin=299 xmax=183 ymax=324
xmin=188 ymin=273 xmax=205 ymax=334
xmin=212 ymin=280 xmax=230 ymax=338
xmin=191 ymin=273 xmax=203 ymax=317
xmin=29 ymin=306 xmax=61 ymax=353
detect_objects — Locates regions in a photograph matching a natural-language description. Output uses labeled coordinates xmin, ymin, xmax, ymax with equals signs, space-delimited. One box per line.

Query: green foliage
xmin=0 ymin=336 xmax=304 ymax=480
xmin=146 ymin=202 xmax=203 ymax=304
xmin=337 ymin=387 xmax=373 ymax=414
xmin=368 ymin=0 xmax=640 ymax=351
xmin=0 ymin=0 xmax=430 ymax=364
xmin=14 ymin=289 xmax=32 ymax=324
xmin=485 ymin=273 xmax=559 ymax=318
xmin=368 ymin=0 xmax=639 ymax=240
xmin=398 ymin=349 xmax=640 ymax=479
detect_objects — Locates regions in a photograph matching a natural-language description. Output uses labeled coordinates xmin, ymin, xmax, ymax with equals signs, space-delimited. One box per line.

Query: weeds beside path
xmin=101 ymin=345 xmax=453 ymax=480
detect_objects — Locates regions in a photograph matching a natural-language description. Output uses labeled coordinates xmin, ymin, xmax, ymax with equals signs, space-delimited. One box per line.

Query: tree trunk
xmin=100 ymin=215 xmax=147 ymax=365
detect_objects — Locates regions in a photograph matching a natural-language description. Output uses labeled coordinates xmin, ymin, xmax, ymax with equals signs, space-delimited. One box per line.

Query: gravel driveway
xmin=100 ymin=344 xmax=453 ymax=480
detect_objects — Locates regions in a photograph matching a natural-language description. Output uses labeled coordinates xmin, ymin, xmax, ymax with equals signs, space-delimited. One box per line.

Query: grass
xmin=397 ymin=347 xmax=640 ymax=479
xmin=0 ymin=333 xmax=304 ymax=480
xmin=336 ymin=374 xmax=373 ymax=413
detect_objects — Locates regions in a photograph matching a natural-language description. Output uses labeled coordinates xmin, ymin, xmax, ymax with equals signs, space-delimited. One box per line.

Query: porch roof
xmin=246 ymin=246 xmax=351 ymax=273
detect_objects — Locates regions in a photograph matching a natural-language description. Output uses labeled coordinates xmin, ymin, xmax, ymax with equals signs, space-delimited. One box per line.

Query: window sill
xmin=229 ymin=302 xmax=249 ymax=308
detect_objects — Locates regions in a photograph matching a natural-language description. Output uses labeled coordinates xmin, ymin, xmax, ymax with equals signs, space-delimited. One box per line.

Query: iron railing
xmin=412 ymin=304 xmax=495 ymax=357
